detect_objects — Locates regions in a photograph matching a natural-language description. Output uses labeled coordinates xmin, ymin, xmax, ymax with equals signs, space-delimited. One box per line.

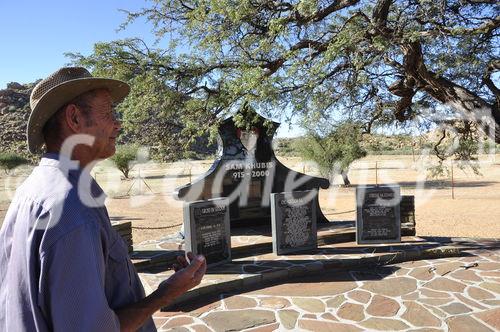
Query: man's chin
xmin=108 ymin=146 xmax=116 ymax=158
xmin=101 ymin=145 xmax=116 ymax=160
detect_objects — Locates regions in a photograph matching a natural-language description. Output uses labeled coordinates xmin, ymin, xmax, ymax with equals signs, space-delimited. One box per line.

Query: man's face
xmin=80 ymin=89 xmax=121 ymax=160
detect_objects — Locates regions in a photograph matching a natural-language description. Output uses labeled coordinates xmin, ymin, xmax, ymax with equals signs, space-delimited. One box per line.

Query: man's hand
xmin=157 ymin=252 xmax=207 ymax=301
xmin=116 ymin=253 xmax=206 ymax=331
xmin=172 ymin=252 xmax=192 ymax=272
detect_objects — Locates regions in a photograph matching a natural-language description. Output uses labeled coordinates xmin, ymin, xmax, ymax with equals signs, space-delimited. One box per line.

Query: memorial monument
xmin=356 ymin=185 xmax=401 ymax=244
xmin=183 ymin=198 xmax=231 ymax=266
xmin=174 ymin=106 xmax=330 ymax=228
xmin=271 ymin=190 xmax=318 ymax=255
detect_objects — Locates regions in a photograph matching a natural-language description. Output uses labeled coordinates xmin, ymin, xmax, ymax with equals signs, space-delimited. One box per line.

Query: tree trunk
xmin=341 ymin=171 xmax=351 ymax=186
xmin=401 ymin=42 xmax=500 ymax=143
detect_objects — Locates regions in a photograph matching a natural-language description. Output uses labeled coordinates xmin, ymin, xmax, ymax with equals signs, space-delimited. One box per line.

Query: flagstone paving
xmin=138 ymin=236 xmax=497 ymax=305
xmin=147 ymin=246 xmax=500 ymax=331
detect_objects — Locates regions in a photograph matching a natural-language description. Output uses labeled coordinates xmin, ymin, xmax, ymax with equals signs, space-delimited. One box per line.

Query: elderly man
xmin=0 ymin=67 xmax=206 ymax=331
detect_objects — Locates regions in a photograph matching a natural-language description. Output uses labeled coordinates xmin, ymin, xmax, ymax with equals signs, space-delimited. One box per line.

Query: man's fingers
xmin=172 ymin=263 xmax=180 ymax=272
xmin=184 ymin=255 xmax=205 ymax=275
xmin=193 ymin=258 xmax=207 ymax=281
xmin=176 ymin=255 xmax=189 ymax=268
xmin=186 ymin=252 xmax=195 ymax=262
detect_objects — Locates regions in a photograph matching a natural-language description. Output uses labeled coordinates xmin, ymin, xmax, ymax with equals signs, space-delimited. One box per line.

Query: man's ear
xmin=64 ymin=104 xmax=83 ymax=133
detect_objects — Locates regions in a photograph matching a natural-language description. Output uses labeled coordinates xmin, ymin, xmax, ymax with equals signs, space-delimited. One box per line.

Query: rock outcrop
xmin=0 ymin=82 xmax=36 ymax=156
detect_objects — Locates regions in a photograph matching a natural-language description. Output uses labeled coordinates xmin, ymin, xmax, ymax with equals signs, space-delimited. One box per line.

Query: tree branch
xmin=289 ymin=0 xmax=361 ymax=25
xmin=401 ymin=41 xmax=500 ymax=143
xmin=483 ymin=59 xmax=500 ymax=104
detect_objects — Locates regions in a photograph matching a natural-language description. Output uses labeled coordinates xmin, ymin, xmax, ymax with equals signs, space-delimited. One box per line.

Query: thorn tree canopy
xmin=121 ymin=0 xmax=499 ymax=142
xmin=78 ymin=0 xmax=500 ymax=146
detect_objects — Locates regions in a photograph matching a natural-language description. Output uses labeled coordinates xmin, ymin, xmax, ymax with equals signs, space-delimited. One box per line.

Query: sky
xmin=0 ymin=0 xmax=154 ymax=88
xmin=0 ymin=0 xmax=304 ymax=137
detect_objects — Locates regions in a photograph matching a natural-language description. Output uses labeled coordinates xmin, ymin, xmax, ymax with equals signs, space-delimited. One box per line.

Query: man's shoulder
xmin=10 ymin=165 xmax=108 ymax=252
xmin=16 ymin=164 xmax=73 ymax=203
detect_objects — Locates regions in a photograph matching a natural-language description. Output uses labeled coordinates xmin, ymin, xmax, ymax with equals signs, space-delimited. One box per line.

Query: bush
xmin=0 ymin=152 xmax=28 ymax=173
xmin=110 ymin=145 xmax=138 ymax=179
xmin=274 ymin=138 xmax=301 ymax=157
xmin=296 ymin=122 xmax=366 ymax=186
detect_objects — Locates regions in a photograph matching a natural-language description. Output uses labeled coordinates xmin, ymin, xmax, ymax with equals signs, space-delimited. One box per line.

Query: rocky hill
xmin=0 ymin=82 xmax=36 ymax=158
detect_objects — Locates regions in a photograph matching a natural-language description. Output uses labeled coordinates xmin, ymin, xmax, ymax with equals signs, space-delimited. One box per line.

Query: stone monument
xmin=271 ymin=191 xmax=318 ymax=255
xmin=356 ymin=185 xmax=401 ymax=244
xmin=400 ymin=195 xmax=416 ymax=236
xmin=183 ymin=198 xmax=231 ymax=266
xmin=174 ymin=106 xmax=330 ymax=228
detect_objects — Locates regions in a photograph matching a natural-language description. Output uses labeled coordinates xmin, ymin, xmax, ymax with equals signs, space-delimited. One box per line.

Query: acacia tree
xmin=67 ymin=39 xmax=217 ymax=161
xmin=114 ymin=0 xmax=499 ymax=145
xmin=297 ymin=121 xmax=366 ymax=185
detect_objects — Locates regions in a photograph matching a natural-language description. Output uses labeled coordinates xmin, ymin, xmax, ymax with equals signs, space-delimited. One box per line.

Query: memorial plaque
xmin=356 ymin=186 xmax=401 ymax=244
xmin=184 ymin=198 xmax=231 ymax=266
xmin=174 ymin=106 xmax=330 ymax=228
xmin=271 ymin=191 xmax=317 ymax=255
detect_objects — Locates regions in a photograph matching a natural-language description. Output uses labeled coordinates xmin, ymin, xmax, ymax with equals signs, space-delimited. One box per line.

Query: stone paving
xmin=138 ymin=236 xmax=497 ymax=305
xmin=149 ymin=247 xmax=500 ymax=331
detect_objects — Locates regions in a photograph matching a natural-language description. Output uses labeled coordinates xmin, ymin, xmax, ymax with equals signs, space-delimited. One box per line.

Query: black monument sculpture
xmin=174 ymin=107 xmax=330 ymax=228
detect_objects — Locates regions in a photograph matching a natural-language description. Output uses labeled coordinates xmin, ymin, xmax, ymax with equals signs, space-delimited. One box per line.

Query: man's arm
xmin=116 ymin=254 xmax=206 ymax=332
xmin=40 ymin=218 xmax=206 ymax=332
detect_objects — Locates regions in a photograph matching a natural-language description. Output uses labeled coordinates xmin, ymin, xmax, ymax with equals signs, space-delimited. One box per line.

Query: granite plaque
xmin=356 ymin=186 xmax=401 ymax=244
xmin=271 ymin=191 xmax=318 ymax=255
xmin=184 ymin=198 xmax=231 ymax=266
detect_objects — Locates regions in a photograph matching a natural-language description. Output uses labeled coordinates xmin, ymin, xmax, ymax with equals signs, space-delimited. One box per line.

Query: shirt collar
xmin=39 ymin=153 xmax=107 ymax=204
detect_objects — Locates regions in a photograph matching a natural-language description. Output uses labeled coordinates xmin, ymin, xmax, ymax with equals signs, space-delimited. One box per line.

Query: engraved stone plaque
xmin=271 ymin=191 xmax=317 ymax=255
xmin=184 ymin=198 xmax=231 ymax=266
xmin=356 ymin=186 xmax=401 ymax=244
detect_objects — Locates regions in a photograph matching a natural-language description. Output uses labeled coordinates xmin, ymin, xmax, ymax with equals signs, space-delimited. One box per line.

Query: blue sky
xmin=0 ymin=0 xmax=303 ymax=137
xmin=0 ymin=0 xmax=154 ymax=88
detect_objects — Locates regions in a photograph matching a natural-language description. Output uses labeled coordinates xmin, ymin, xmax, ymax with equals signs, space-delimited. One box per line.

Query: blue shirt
xmin=0 ymin=154 xmax=156 ymax=331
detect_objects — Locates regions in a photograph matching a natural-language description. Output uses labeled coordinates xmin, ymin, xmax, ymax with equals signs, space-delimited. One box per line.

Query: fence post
xmin=451 ymin=160 xmax=455 ymax=199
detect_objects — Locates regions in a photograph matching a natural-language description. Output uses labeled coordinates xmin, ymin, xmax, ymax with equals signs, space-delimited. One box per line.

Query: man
xmin=0 ymin=67 xmax=206 ymax=331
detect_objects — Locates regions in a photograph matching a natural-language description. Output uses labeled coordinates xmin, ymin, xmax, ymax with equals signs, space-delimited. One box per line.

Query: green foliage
xmin=114 ymin=1 xmax=498 ymax=130
xmin=110 ymin=145 xmax=139 ymax=179
xmin=67 ymin=0 xmax=499 ymax=164
xmin=296 ymin=122 xmax=367 ymax=185
xmin=66 ymin=39 xmax=216 ymax=162
xmin=426 ymin=121 xmax=488 ymax=178
xmin=0 ymin=152 xmax=28 ymax=173
xmin=274 ymin=138 xmax=301 ymax=157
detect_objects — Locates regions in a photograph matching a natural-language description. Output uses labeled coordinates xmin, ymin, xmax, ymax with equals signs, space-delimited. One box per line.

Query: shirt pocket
xmin=106 ymin=238 xmax=134 ymax=299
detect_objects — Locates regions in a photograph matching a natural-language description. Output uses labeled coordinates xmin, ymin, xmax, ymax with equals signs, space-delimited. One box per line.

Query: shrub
xmin=0 ymin=152 xmax=28 ymax=173
xmin=296 ymin=122 xmax=366 ymax=186
xmin=110 ymin=145 xmax=138 ymax=179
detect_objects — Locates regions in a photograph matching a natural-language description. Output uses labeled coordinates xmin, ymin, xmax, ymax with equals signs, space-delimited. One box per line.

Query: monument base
xmin=131 ymin=221 xmax=417 ymax=272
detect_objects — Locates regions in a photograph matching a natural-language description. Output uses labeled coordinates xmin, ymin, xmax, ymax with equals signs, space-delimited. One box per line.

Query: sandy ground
xmin=1 ymin=155 xmax=499 ymax=244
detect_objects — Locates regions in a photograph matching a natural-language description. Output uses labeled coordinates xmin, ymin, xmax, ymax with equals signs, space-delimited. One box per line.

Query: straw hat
xmin=27 ymin=67 xmax=130 ymax=153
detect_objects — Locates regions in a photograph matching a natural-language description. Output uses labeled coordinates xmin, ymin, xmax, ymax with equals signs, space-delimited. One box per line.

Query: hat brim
xmin=27 ymin=77 xmax=130 ymax=154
